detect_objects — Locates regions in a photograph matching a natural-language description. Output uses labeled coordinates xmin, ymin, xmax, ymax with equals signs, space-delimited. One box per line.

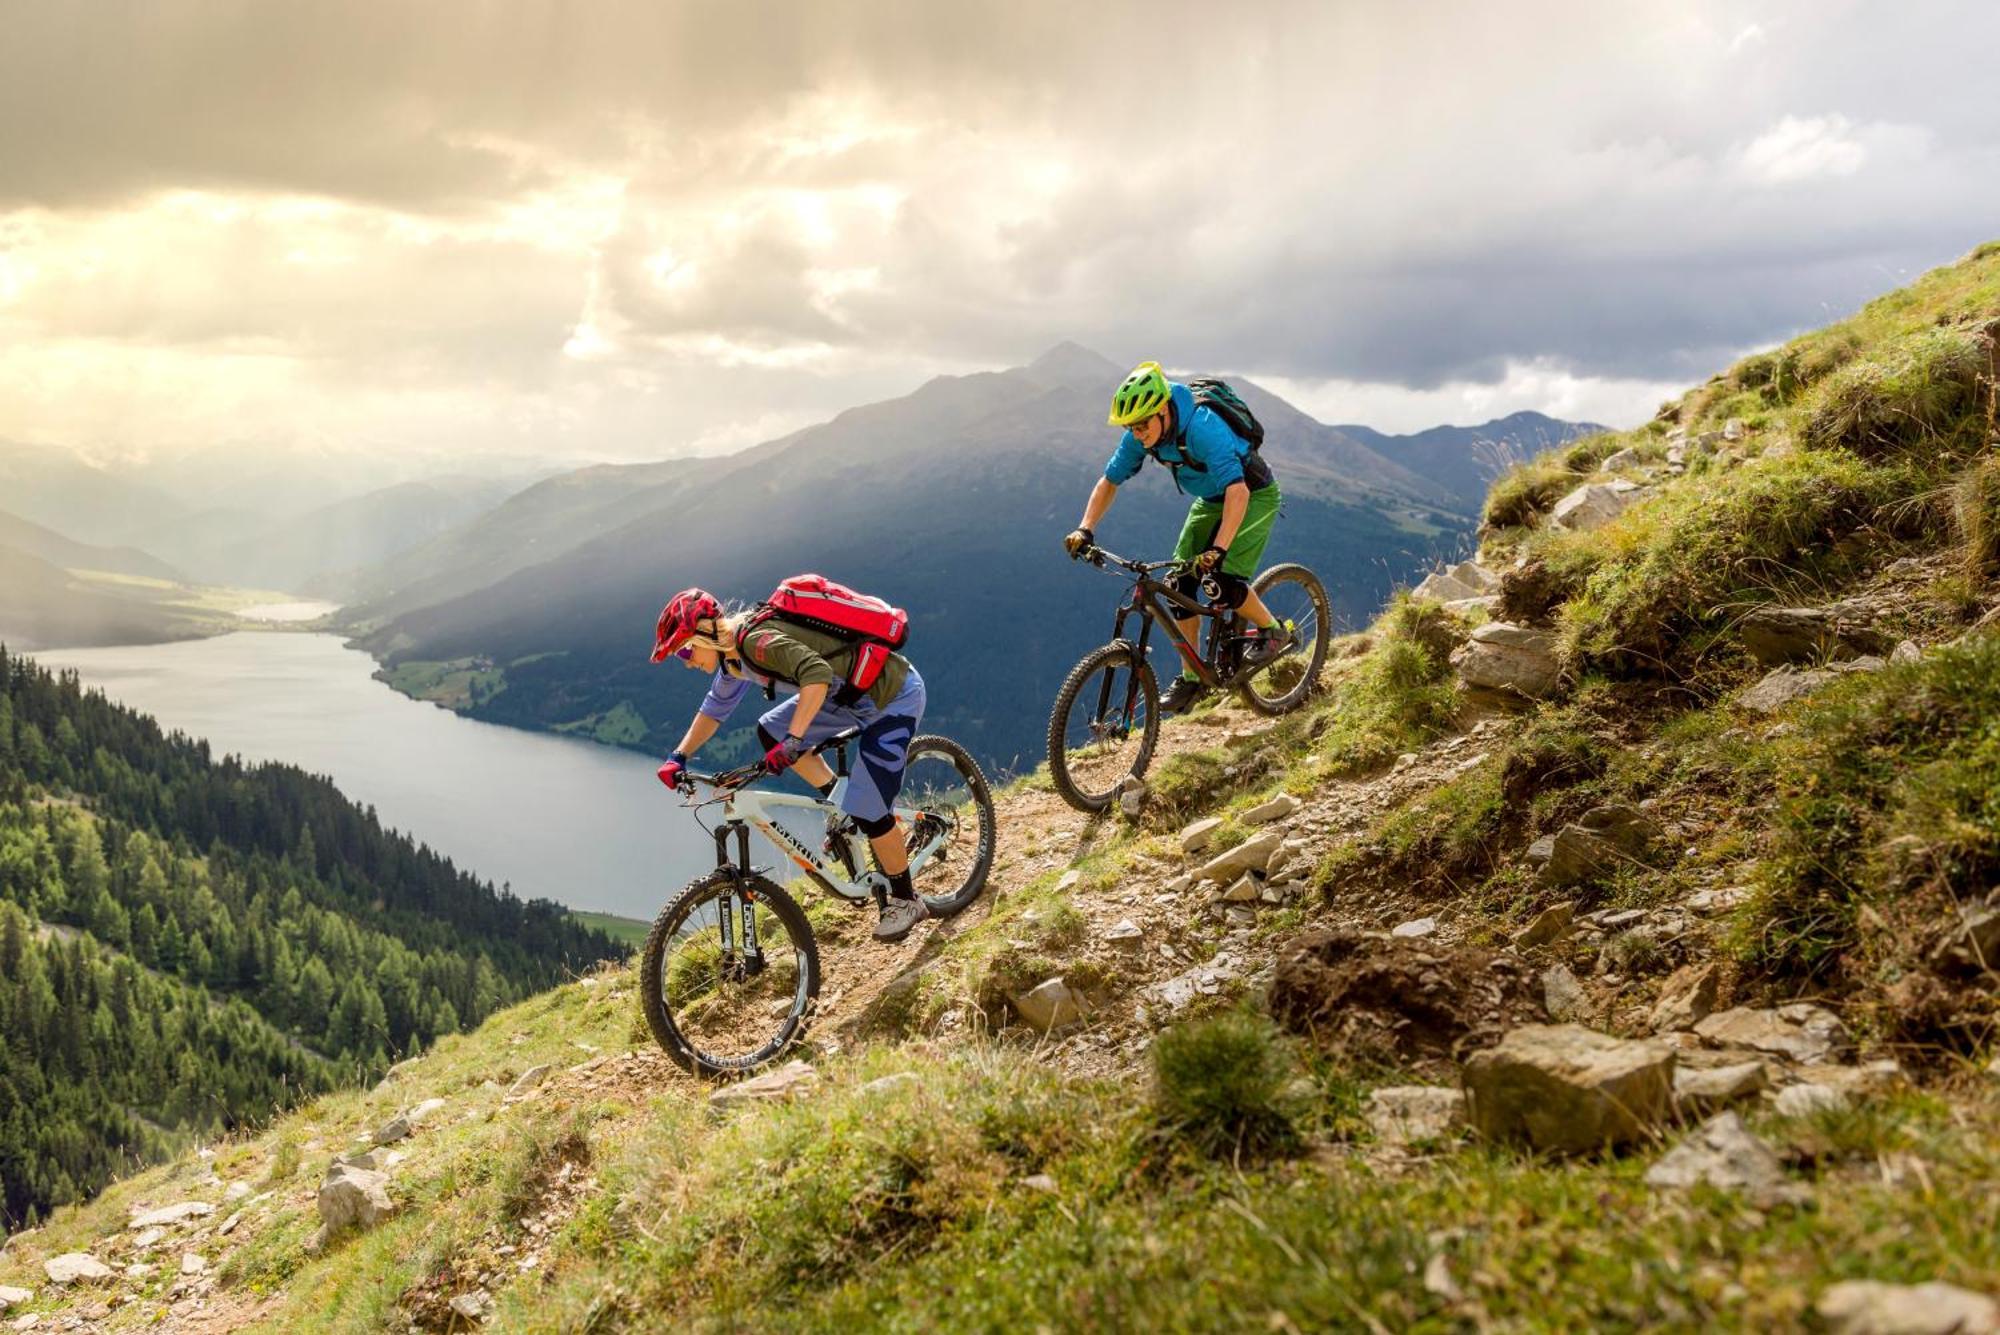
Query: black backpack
xmin=1157 ymin=376 xmax=1273 ymax=493
xmin=1185 ymin=377 xmax=1265 ymax=449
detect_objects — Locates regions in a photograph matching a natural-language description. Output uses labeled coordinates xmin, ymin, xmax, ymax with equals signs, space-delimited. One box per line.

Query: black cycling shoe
xmin=1158 ymin=676 xmax=1210 ymax=714
xmin=1241 ymin=621 xmax=1296 ymax=669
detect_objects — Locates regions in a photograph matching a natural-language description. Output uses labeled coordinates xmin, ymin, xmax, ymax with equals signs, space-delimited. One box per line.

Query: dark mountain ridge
xmin=346 ymin=347 xmax=1496 ymax=772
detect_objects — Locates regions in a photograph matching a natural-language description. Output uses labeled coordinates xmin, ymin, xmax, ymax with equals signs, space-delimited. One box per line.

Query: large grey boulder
xmin=1815 ymin=1280 xmax=2000 ymax=1335
xmin=1774 ymin=1083 xmax=1851 ymax=1118
xmin=1649 ymin=963 xmax=1720 ymax=1033
xmin=1193 ymin=829 xmax=1285 ymax=883
xmin=1739 ymin=604 xmax=1888 ymax=666
xmin=1178 ymin=817 xmax=1223 ymax=855
xmin=318 ymin=1164 xmax=396 ymax=1234
xmin=0 ymin=1285 xmax=33 ymax=1310
xmin=1737 ymin=657 xmax=1887 ymax=714
xmin=1365 ymin=1086 xmax=1467 ymax=1146
xmin=127 ymin=1201 xmax=214 ymax=1229
xmin=708 ymin=1060 xmax=821 ymax=1110
xmin=44 ymin=1253 xmax=116 ymax=1286
xmin=1549 ymin=480 xmax=1642 ymax=532
xmin=1673 ymin=1059 xmax=1770 ymax=1113
xmin=1242 ymin=792 xmax=1301 ymax=825
xmin=371 ymin=1114 xmax=413 ymax=1145
xmin=1412 ymin=560 xmax=1501 ymax=604
xmin=1644 ymin=1111 xmax=1809 ymax=1208
xmin=1537 ymin=805 xmax=1661 ymax=887
xmin=506 ymin=1064 xmax=554 ymax=1100
xmin=1694 ymin=1003 xmax=1852 ymax=1064
xmin=1462 ymin=1024 xmax=1675 ymax=1155
xmin=1540 ymin=965 xmax=1591 ymax=1023
xmin=1012 ymin=977 xmax=1084 ymax=1032
xmin=1453 ymin=622 xmax=1561 ymax=699
xmin=1513 ymin=901 xmax=1576 ymax=950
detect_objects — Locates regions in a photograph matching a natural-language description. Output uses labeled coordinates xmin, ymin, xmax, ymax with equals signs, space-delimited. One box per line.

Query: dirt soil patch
xmin=1268 ymin=929 xmax=1543 ymax=1068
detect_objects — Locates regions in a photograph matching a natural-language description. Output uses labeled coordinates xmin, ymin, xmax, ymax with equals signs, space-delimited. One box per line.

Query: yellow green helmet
xmin=1108 ymin=360 xmax=1171 ymax=427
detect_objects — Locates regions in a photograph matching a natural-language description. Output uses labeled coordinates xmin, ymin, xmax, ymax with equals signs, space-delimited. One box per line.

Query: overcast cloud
xmin=2 ymin=0 xmax=1997 ymax=459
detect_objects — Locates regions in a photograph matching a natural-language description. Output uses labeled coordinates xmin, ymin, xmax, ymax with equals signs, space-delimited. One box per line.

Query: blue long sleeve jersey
xmin=1102 ymin=380 xmax=1251 ymax=500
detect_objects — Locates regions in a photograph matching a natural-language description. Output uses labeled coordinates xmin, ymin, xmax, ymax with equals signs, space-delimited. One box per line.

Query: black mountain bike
xmin=1046 ymin=545 xmax=1331 ymax=813
xmin=640 ymin=726 xmax=995 ymax=1075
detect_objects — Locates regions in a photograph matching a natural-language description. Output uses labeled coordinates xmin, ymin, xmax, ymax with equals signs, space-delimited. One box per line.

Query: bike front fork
xmin=711 ymin=820 xmax=766 ymax=975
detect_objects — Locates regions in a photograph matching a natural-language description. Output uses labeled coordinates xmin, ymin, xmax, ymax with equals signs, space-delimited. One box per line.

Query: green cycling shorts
xmin=1172 ymin=483 xmax=1281 ymax=578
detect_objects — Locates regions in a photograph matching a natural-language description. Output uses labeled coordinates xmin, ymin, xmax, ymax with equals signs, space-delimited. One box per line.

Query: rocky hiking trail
xmin=0 ymin=675 xmax=1582 ymax=1333
xmin=11 ymin=637 xmax=1984 ymax=1334
xmin=8 ymin=562 xmax=2000 ymax=1333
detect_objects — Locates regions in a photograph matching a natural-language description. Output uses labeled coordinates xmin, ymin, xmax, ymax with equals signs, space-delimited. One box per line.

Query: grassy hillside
xmin=7 ymin=247 xmax=2000 ymax=1331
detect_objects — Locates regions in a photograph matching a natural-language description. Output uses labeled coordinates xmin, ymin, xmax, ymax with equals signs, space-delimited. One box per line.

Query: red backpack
xmin=745 ymin=574 xmax=909 ymax=696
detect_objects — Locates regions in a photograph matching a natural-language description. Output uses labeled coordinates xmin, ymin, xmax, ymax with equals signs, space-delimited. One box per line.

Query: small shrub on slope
xmin=1484 ymin=431 xmax=1622 ymax=530
xmin=1748 ymin=633 xmax=2000 ymax=1046
xmin=1803 ymin=324 xmax=1996 ymax=463
xmin=1553 ymin=450 xmax=1915 ymax=677
xmin=1151 ymin=1012 xmax=1303 ymax=1161
xmin=1954 ymin=453 xmax=2000 ymax=582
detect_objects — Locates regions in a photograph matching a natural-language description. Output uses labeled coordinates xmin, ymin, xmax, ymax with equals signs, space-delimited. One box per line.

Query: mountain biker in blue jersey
xmin=1064 ymin=360 xmax=1289 ymax=712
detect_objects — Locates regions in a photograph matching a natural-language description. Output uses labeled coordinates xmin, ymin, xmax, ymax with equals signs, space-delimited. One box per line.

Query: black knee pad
xmin=1211 ymin=573 xmax=1250 ymax=609
xmin=756 ymin=724 xmax=779 ymax=751
xmin=1170 ymin=572 xmax=1202 ymax=602
xmin=856 ymin=811 xmax=897 ymax=838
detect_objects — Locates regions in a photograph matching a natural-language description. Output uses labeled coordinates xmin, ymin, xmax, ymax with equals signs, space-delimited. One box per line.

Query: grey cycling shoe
xmin=1241 ymin=620 xmax=1296 ymax=669
xmin=874 ymin=892 xmax=929 ymax=943
xmin=1159 ymin=675 xmax=1210 ymax=714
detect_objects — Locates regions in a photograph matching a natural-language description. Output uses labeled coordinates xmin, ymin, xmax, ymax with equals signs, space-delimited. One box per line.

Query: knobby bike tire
xmin=1238 ymin=563 xmax=1332 ymax=717
xmin=1046 ymin=640 xmax=1160 ymax=814
xmin=903 ymin=734 xmax=997 ymax=916
xmin=639 ymin=868 xmax=820 ymax=1077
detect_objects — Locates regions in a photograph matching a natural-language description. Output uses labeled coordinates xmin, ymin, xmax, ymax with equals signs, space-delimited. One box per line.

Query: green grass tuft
xmin=1150 ymin=1012 xmax=1304 ymax=1160
xmin=1954 ymin=453 xmax=2000 ymax=582
xmin=1551 ymin=449 xmax=1916 ymax=677
xmin=1802 ymin=324 xmax=1995 ymax=462
xmin=1746 ymin=635 xmax=2000 ymax=1036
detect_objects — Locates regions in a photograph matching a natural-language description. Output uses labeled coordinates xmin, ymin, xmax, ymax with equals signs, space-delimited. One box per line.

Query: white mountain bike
xmin=639 ymin=727 xmax=995 ymax=1075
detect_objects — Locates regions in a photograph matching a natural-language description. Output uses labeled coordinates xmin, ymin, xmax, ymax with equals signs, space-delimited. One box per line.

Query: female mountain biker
xmin=650 ymin=589 xmax=929 ymax=942
xmin=1063 ymin=360 xmax=1290 ymax=712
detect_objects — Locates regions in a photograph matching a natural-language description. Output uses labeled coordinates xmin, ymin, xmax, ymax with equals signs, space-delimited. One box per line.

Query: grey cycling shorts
xmin=758 ymin=668 xmax=926 ymax=824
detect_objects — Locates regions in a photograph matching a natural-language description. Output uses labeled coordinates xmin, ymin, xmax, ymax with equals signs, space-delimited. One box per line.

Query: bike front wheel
xmin=639 ymin=870 xmax=820 ymax=1076
xmin=898 ymin=735 xmax=997 ymax=917
xmin=1046 ymin=640 xmax=1160 ymax=813
xmin=1237 ymin=562 xmax=1332 ymax=716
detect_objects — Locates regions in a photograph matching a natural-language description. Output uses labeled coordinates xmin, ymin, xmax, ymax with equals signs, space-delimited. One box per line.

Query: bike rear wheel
xmin=1046 ymin=640 xmax=1160 ymax=813
xmin=898 ymin=735 xmax=996 ymax=916
xmin=640 ymin=870 xmax=820 ymax=1076
xmin=1237 ymin=563 xmax=1332 ymax=716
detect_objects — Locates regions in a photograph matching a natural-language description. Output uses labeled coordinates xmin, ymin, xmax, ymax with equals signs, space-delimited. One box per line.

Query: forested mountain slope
xmin=0 ymin=649 xmax=622 ymax=1230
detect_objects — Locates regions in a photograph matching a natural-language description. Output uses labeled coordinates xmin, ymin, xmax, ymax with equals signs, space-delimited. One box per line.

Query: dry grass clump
xmin=1953 ymin=453 xmax=2000 ymax=582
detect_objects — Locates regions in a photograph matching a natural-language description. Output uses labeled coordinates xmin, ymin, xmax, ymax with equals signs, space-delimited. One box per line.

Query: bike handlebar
xmin=679 ymin=726 xmax=863 ymax=796
xmin=1079 ymin=544 xmax=1187 ymax=577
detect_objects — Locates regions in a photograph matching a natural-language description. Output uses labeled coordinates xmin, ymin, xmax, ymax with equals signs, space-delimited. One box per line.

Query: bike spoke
xmin=891 ymin=738 xmax=995 ymax=915
xmin=655 ymin=889 xmax=809 ymax=1068
xmin=1240 ymin=566 xmax=1331 ymax=714
xmin=1056 ymin=659 xmax=1154 ymax=805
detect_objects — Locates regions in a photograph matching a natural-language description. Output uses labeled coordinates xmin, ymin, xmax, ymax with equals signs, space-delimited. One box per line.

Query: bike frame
xmin=688 ymin=740 xmax=955 ymax=905
xmin=1093 ymin=548 xmax=1257 ymax=691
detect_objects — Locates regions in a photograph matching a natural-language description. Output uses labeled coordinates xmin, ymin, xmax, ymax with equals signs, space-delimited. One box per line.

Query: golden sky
xmin=3 ymin=0 xmax=1996 ymax=464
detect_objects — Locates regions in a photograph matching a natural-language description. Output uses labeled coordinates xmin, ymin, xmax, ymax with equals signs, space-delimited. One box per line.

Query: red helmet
xmin=650 ymin=587 xmax=721 ymax=662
